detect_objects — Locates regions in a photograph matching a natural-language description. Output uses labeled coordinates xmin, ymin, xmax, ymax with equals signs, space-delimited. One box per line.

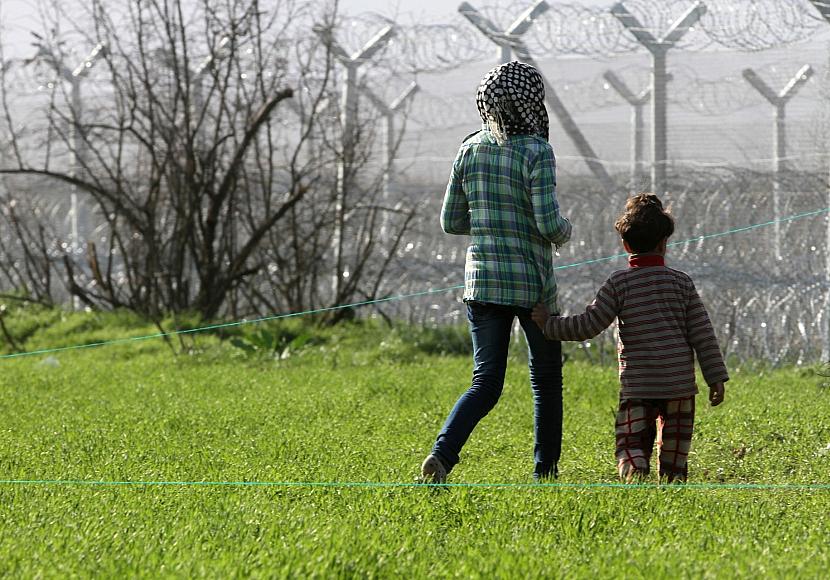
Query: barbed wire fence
xmin=356 ymin=0 xmax=830 ymax=367
xmin=335 ymin=0 xmax=827 ymax=71
xmin=2 ymin=0 xmax=830 ymax=365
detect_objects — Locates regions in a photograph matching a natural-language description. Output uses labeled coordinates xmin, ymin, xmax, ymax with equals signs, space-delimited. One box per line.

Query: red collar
xmin=628 ymin=254 xmax=665 ymax=268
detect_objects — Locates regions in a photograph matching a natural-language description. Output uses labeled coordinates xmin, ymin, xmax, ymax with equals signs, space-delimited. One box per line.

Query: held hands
xmin=708 ymin=382 xmax=725 ymax=407
xmin=531 ymin=303 xmax=550 ymax=332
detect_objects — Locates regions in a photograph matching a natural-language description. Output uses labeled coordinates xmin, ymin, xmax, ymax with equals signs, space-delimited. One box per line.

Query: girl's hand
xmin=531 ymin=303 xmax=550 ymax=331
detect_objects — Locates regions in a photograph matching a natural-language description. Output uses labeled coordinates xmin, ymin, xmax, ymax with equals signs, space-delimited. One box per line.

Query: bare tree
xmin=0 ymin=0 xmax=418 ymax=324
xmin=2 ymin=0 xmax=297 ymax=318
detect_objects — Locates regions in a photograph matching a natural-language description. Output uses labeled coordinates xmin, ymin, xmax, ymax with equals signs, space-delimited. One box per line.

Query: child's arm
xmin=532 ymin=278 xmax=618 ymax=341
xmin=440 ymin=149 xmax=471 ymax=235
xmin=529 ymin=146 xmax=571 ymax=247
xmin=685 ymin=280 xmax=730 ymax=388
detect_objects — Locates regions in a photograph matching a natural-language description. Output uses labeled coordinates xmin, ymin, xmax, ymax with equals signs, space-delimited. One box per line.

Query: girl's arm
xmin=529 ymin=146 xmax=571 ymax=247
xmin=440 ymin=149 xmax=470 ymax=235
xmin=541 ymin=278 xmax=618 ymax=341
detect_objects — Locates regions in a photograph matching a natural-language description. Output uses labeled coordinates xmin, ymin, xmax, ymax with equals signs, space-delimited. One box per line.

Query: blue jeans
xmin=432 ymin=301 xmax=563 ymax=478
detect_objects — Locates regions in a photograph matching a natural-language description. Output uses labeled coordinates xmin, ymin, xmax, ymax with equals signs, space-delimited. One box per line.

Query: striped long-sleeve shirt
xmin=543 ymin=253 xmax=729 ymax=400
xmin=441 ymin=129 xmax=572 ymax=312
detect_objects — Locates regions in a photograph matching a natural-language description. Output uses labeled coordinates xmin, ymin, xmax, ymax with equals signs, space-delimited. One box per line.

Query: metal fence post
xmin=314 ymin=24 xmax=396 ymax=300
xmin=603 ymin=71 xmax=650 ymax=191
xmin=361 ymin=81 xmax=419 ymax=242
xmin=361 ymin=81 xmax=419 ymax=199
xmin=30 ymin=41 xmax=105 ymax=308
xmin=611 ymin=1 xmax=706 ymax=196
xmin=742 ymin=65 xmax=813 ymax=262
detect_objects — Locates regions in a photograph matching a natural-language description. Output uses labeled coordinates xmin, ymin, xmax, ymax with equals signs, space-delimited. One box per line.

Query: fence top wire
xmin=337 ymin=0 xmax=830 ymax=74
xmin=4 ymin=1 xmax=827 ymax=98
xmin=0 ymin=0 xmax=827 ymax=106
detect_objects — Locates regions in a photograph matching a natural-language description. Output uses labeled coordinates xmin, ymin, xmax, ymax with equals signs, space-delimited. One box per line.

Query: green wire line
xmin=0 ymin=286 xmax=463 ymax=360
xmin=2 ymin=206 xmax=829 ymax=361
xmin=1 ymin=479 xmax=829 ymax=490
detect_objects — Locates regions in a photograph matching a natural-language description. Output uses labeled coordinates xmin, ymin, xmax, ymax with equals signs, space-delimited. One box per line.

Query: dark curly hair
xmin=614 ymin=193 xmax=675 ymax=253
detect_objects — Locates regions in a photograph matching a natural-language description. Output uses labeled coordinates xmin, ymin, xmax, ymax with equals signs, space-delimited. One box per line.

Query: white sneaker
xmin=420 ymin=454 xmax=448 ymax=484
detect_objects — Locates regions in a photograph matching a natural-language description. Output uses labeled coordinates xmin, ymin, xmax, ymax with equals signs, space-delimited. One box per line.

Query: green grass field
xmin=1 ymin=308 xmax=829 ymax=577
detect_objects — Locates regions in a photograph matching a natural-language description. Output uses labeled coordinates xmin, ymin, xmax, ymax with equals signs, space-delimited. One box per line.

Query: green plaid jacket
xmin=441 ymin=130 xmax=571 ymax=313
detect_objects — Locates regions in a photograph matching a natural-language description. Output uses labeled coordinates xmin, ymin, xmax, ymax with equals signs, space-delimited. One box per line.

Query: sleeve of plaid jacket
xmin=685 ymin=279 xmax=730 ymax=385
xmin=529 ymin=146 xmax=571 ymax=247
xmin=440 ymin=148 xmax=470 ymax=235
xmin=544 ymin=277 xmax=618 ymax=341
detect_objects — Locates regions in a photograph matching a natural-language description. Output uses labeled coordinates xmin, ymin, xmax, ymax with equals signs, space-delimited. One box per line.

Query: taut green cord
xmin=2 ymin=206 xmax=828 ymax=361
xmin=0 ymin=478 xmax=828 ymax=490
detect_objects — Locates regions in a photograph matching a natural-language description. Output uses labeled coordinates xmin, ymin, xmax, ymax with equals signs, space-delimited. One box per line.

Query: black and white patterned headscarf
xmin=476 ymin=61 xmax=548 ymax=144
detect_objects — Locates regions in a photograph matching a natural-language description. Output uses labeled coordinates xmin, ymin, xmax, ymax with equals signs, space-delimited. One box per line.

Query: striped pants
xmin=615 ymin=396 xmax=695 ymax=482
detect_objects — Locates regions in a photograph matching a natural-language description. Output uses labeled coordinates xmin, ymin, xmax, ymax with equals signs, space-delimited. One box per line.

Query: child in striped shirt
xmin=531 ymin=193 xmax=727 ymax=482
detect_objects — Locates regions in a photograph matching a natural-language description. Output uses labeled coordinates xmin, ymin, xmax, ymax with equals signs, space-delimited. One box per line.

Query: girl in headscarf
xmin=421 ymin=61 xmax=572 ymax=483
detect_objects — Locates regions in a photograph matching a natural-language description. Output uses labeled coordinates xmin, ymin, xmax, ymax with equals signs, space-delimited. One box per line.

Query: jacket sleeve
xmin=685 ymin=279 xmax=730 ymax=385
xmin=529 ymin=145 xmax=571 ymax=247
xmin=544 ymin=278 xmax=618 ymax=341
xmin=440 ymin=148 xmax=470 ymax=235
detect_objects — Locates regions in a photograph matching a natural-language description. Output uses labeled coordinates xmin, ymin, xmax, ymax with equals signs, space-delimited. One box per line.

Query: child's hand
xmin=709 ymin=382 xmax=725 ymax=407
xmin=531 ymin=303 xmax=550 ymax=331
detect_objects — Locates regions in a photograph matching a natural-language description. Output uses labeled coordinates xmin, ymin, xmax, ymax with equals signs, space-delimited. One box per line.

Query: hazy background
xmin=3 ymin=0 xmax=828 ymax=172
xmin=2 ymin=0 xmax=830 ymax=363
